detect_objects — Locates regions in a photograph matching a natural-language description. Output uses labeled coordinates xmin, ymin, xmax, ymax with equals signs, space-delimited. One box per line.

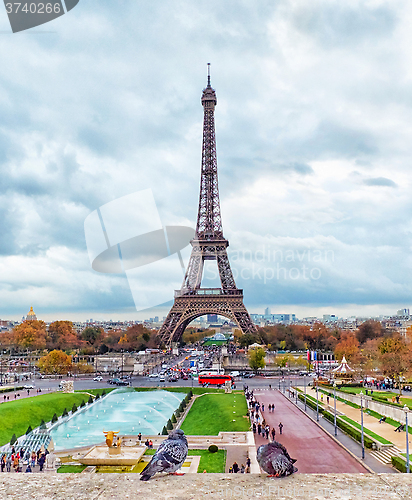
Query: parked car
xmin=108 ymin=378 xmax=121 ymax=385
xmin=24 ymin=384 xmax=35 ymax=389
xmin=149 ymin=373 xmax=159 ymax=378
xmin=93 ymin=376 xmax=103 ymax=382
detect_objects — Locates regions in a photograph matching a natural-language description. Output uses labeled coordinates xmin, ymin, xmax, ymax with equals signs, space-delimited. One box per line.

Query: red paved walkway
xmin=252 ymin=390 xmax=369 ymax=474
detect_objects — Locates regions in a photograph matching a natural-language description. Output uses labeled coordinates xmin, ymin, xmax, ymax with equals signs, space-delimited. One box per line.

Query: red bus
xmin=198 ymin=373 xmax=233 ymax=387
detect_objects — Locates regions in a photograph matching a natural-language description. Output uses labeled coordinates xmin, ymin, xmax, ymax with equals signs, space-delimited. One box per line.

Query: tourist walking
xmin=38 ymin=453 xmax=46 ymax=472
xmin=262 ymin=404 xmax=265 ymax=412
xmin=278 ymin=422 xmax=283 ymax=435
xmin=252 ymin=422 xmax=256 ymax=433
xmin=257 ymin=423 xmax=262 ymax=435
xmin=246 ymin=457 xmax=251 ymax=473
xmin=1 ymin=454 xmax=5 ymax=472
xmin=232 ymin=462 xmax=239 ymax=473
xmin=271 ymin=427 xmax=276 ymax=441
xmin=6 ymin=455 xmax=11 ymax=472
xmin=31 ymin=451 xmax=36 ymax=468
xmin=265 ymin=425 xmax=270 ymax=439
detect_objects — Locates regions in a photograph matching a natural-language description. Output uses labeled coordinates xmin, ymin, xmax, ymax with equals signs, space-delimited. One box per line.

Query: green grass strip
xmin=340 ymin=416 xmax=392 ymax=444
xmin=143 ymin=449 xmax=226 ymax=473
xmin=57 ymin=464 xmax=87 ymax=473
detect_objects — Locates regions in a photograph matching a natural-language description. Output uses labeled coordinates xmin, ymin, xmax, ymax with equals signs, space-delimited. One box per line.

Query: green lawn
xmin=144 ymin=449 xmax=226 ymax=473
xmin=180 ymin=393 xmax=249 ymax=435
xmin=57 ymin=464 xmax=87 ymax=473
xmin=0 ymin=392 xmax=93 ymax=446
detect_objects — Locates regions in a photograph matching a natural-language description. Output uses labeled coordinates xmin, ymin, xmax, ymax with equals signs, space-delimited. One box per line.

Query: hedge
xmin=0 ymin=386 xmax=24 ymax=394
xmin=322 ymin=410 xmax=374 ymax=449
xmin=392 ymin=455 xmax=412 ymax=473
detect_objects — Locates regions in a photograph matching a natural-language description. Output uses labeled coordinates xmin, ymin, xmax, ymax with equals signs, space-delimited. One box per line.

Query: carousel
xmin=331 ymin=355 xmax=355 ymax=384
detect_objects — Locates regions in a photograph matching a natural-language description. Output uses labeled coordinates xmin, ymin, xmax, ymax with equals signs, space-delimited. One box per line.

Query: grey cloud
xmin=363 ymin=177 xmax=397 ymax=188
xmin=291 ymin=3 xmax=396 ymax=47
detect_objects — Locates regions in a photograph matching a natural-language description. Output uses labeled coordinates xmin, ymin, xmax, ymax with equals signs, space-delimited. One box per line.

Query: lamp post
xmin=316 ymin=379 xmax=319 ymax=421
xmin=304 ymin=375 xmax=307 ymax=412
xmin=333 ymin=381 xmax=337 ymax=436
xmin=405 ymin=404 xmax=410 ymax=473
xmin=360 ymin=391 xmax=365 ymax=459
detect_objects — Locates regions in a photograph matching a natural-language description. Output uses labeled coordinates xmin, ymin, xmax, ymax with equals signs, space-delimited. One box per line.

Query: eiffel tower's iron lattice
xmin=157 ymin=68 xmax=257 ymax=347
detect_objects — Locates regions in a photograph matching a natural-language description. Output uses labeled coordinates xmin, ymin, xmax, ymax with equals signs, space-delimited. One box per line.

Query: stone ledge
xmin=0 ymin=474 xmax=411 ymax=499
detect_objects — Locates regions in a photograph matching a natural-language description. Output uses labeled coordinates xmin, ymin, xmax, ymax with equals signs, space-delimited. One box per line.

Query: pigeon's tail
xmin=139 ymin=461 xmax=157 ymax=481
xmin=140 ymin=472 xmax=153 ymax=482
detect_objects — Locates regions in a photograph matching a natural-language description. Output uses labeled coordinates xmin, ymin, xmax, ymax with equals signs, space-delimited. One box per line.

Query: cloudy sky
xmin=1 ymin=0 xmax=412 ymax=322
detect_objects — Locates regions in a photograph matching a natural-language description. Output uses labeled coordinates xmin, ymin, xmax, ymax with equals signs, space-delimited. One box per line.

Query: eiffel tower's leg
xmin=216 ymin=248 xmax=236 ymax=290
xmin=182 ymin=247 xmax=204 ymax=291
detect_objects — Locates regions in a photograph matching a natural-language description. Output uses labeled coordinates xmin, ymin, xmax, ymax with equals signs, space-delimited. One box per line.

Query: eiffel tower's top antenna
xmin=207 ymin=62 xmax=211 ymax=86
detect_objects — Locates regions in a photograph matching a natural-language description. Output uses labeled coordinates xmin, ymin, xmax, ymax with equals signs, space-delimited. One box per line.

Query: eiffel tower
xmin=157 ymin=67 xmax=257 ymax=347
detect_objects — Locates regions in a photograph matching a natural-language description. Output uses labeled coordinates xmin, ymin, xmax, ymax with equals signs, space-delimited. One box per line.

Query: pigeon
xmin=140 ymin=429 xmax=188 ymax=481
xmin=256 ymin=441 xmax=298 ymax=477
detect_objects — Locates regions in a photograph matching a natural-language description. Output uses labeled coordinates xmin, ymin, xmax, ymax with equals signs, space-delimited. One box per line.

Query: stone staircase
xmin=370 ymin=445 xmax=402 ymax=465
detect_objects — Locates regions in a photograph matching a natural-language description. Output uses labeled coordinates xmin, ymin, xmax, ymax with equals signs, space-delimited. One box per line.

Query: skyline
xmin=1 ymin=1 xmax=412 ymax=321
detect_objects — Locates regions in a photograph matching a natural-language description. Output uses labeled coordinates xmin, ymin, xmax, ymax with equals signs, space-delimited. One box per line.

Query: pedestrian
xmin=6 ymin=455 xmax=11 ymax=472
xmin=0 ymin=454 xmax=5 ymax=472
xmin=228 ymin=466 xmax=233 ymax=473
xmin=240 ymin=464 xmax=245 ymax=473
xmin=257 ymin=423 xmax=261 ymax=435
xmin=246 ymin=457 xmax=251 ymax=473
xmin=31 ymin=451 xmax=36 ymax=468
xmin=252 ymin=422 xmax=256 ymax=433
xmin=148 ymin=440 xmax=153 ymax=449
xmin=327 ymin=396 xmax=330 ymax=405
xmin=38 ymin=453 xmax=45 ymax=472
xmin=271 ymin=427 xmax=276 ymax=441
xmin=262 ymin=404 xmax=265 ymax=412
xmin=265 ymin=426 xmax=270 ymax=439
xmin=232 ymin=462 xmax=239 ymax=473
xmin=278 ymin=422 xmax=283 ymax=435
xmin=272 ymin=403 xmax=275 ymax=412
xmin=144 ymin=439 xmax=150 ymax=447
xmin=25 ymin=462 xmax=32 ymax=473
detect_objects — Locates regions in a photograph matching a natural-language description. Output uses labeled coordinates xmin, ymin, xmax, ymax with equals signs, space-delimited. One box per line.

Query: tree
xmin=48 ymin=321 xmax=79 ymax=350
xmin=38 ymin=350 xmax=72 ymax=375
xmin=238 ymin=334 xmax=257 ymax=348
xmin=81 ymin=327 xmax=103 ymax=345
xmin=356 ymin=320 xmax=382 ymax=344
xmin=378 ymin=335 xmax=412 ymax=395
xmin=334 ymin=332 xmax=360 ymax=363
xmin=248 ymin=347 xmax=266 ymax=372
xmin=11 ymin=320 xmax=47 ymax=350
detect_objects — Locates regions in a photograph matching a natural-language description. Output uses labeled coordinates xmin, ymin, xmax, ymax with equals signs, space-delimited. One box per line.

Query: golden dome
xmin=26 ymin=306 xmax=37 ymax=321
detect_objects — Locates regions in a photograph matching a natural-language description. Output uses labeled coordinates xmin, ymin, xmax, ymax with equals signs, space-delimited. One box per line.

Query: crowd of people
xmin=0 ymin=447 xmax=49 ymax=473
xmin=244 ymin=385 xmax=283 ymax=442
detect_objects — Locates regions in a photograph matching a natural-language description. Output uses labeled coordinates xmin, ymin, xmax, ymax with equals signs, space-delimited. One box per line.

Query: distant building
xmin=264 ymin=307 xmax=271 ymax=316
xmin=323 ymin=314 xmax=338 ymax=322
xmin=207 ymin=314 xmax=218 ymax=323
xmin=26 ymin=306 xmax=37 ymax=321
xmin=397 ymin=308 xmax=410 ymax=318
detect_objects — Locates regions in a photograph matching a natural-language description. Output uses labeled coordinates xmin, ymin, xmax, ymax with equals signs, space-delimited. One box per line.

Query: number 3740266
xmin=5 ymin=3 xmax=61 ymax=14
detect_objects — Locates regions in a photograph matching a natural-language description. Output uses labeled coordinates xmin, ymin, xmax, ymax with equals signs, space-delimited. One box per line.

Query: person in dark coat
xmin=38 ymin=454 xmax=46 ymax=472
xmin=232 ymin=462 xmax=239 ymax=473
xmin=252 ymin=422 xmax=256 ymax=433
xmin=278 ymin=422 xmax=283 ymax=435
xmin=271 ymin=427 xmax=276 ymax=441
xmin=257 ymin=423 xmax=261 ymax=435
